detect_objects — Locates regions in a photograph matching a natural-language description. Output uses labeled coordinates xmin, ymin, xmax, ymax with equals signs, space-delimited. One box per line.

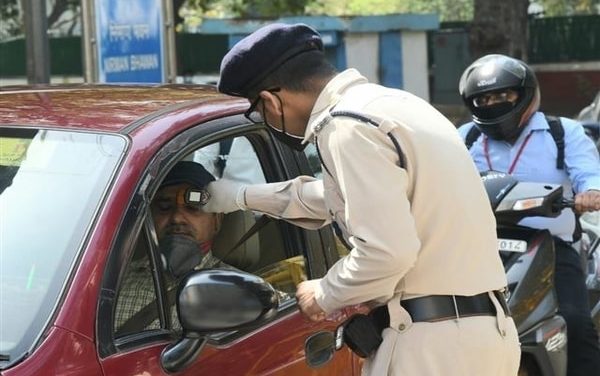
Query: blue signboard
xmin=95 ymin=0 xmax=164 ymax=83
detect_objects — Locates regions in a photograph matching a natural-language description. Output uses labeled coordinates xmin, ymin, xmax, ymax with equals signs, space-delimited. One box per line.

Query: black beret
xmin=161 ymin=161 xmax=215 ymax=189
xmin=218 ymin=23 xmax=323 ymax=97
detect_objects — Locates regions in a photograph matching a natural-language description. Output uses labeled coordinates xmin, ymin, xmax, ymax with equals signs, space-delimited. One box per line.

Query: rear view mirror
xmin=582 ymin=122 xmax=600 ymax=143
xmin=161 ymin=269 xmax=279 ymax=373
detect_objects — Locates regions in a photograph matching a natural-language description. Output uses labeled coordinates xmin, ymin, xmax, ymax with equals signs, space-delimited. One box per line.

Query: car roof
xmin=0 ymin=84 xmax=246 ymax=134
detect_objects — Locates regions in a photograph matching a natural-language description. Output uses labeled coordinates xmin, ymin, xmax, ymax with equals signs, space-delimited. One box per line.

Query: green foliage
xmin=402 ymin=0 xmax=474 ymax=21
xmin=306 ymin=0 xmax=405 ymax=16
xmin=0 ymin=0 xmax=81 ymax=40
xmin=181 ymin=0 xmax=309 ymax=19
xmin=244 ymin=0 xmax=310 ymax=17
xmin=307 ymin=0 xmax=473 ymax=21
xmin=182 ymin=0 xmax=598 ymax=20
xmin=537 ymin=0 xmax=600 ymax=16
xmin=0 ymin=0 xmax=21 ymax=39
xmin=182 ymin=0 xmax=474 ymax=20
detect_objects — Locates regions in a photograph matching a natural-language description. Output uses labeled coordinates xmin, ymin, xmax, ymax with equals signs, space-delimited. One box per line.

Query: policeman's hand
xmin=296 ymin=279 xmax=326 ymax=322
xmin=574 ymin=190 xmax=600 ymax=213
xmin=203 ymin=179 xmax=246 ymax=213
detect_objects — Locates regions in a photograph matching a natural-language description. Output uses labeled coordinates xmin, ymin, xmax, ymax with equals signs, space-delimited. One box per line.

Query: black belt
xmin=371 ymin=291 xmax=510 ymax=328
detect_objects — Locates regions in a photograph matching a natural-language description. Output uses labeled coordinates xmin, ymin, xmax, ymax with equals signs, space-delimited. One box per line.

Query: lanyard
xmin=483 ymin=132 xmax=533 ymax=174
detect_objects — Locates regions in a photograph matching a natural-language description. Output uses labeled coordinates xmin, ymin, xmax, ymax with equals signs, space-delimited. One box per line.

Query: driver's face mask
xmin=159 ymin=234 xmax=203 ymax=279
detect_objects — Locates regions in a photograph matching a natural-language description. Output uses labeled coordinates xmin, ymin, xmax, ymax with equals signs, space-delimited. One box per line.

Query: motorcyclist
xmin=458 ymin=54 xmax=600 ymax=376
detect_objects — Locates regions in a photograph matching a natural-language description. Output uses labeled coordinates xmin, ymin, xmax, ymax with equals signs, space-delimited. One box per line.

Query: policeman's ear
xmin=259 ymin=90 xmax=283 ymax=116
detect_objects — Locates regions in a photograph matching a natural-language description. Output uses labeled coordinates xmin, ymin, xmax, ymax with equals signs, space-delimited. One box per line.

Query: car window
xmin=0 ymin=128 xmax=126 ymax=364
xmin=193 ymin=136 xmax=299 ymax=295
xmin=113 ymin=233 xmax=161 ymax=336
xmin=113 ymin=135 xmax=302 ymax=339
xmin=303 ymin=143 xmax=323 ymax=180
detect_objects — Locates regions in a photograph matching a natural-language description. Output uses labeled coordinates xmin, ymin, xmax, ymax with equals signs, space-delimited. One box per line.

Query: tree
xmin=0 ymin=0 xmax=79 ymax=39
xmin=469 ymin=0 xmax=530 ymax=60
xmin=0 ymin=0 xmax=22 ymax=39
xmin=0 ymin=0 xmax=194 ymax=39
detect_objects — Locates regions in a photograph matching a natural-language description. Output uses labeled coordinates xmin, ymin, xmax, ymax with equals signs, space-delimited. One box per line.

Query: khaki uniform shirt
xmin=244 ymin=69 xmax=507 ymax=314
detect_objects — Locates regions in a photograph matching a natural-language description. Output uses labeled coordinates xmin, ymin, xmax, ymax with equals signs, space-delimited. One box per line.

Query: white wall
xmin=401 ymin=31 xmax=430 ymax=101
xmin=345 ymin=33 xmax=379 ymax=84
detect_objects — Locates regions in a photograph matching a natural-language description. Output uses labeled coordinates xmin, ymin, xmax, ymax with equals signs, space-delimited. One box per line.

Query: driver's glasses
xmin=473 ymin=89 xmax=519 ymax=108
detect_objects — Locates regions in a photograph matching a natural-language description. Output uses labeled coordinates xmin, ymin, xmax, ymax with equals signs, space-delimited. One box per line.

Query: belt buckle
xmin=494 ymin=290 xmax=512 ymax=317
xmin=451 ymin=295 xmax=460 ymax=320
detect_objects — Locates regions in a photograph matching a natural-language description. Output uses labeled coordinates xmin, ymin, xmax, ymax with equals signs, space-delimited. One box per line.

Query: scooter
xmin=579 ymin=212 xmax=600 ymax=330
xmin=578 ymin=121 xmax=600 ymax=337
xmin=481 ymin=171 xmax=570 ymax=376
xmin=305 ymin=172 xmax=571 ymax=375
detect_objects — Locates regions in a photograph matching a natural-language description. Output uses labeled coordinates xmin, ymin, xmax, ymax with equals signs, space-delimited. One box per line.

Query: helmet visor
xmin=472 ymin=89 xmax=520 ymax=108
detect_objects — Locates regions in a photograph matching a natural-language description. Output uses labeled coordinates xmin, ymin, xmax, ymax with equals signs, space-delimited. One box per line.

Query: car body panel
xmin=0 ymin=84 xmax=358 ymax=375
xmin=49 ymin=89 xmax=246 ymax=339
xmin=2 ymin=326 xmax=102 ymax=376
xmin=101 ymin=313 xmax=356 ymax=375
xmin=0 ymin=84 xmax=242 ymax=132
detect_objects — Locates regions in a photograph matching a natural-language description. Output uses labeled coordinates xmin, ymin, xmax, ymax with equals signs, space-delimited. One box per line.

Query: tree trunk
xmin=173 ymin=0 xmax=186 ymax=28
xmin=469 ymin=0 xmax=529 ymax=61
xmin=47 ymin=0 xmax=69 ymax=28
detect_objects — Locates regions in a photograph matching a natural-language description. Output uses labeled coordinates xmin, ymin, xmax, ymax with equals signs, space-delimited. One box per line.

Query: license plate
xmin=498 ymin=238 xmax=528 ymax=253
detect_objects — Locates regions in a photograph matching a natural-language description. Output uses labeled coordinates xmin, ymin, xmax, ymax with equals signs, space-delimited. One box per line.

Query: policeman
xmin=207 ymin=23 xmax=520 ymax=375
xmin=458 ymin=54 xmax=600 ymax=376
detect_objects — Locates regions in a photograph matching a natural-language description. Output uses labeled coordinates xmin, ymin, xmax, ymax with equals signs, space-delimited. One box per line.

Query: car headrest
xmin=211 ymin=210 xmax=260 ymax=270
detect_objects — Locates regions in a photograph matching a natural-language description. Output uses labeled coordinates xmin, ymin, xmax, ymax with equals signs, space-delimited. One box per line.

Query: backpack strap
xmin=465 ymin=125 xmax=482 ymax=150
xmin=463 ymin=118 xmax=565 ymax=170
xmin=545 ymin=115 xmax=565 ymax=170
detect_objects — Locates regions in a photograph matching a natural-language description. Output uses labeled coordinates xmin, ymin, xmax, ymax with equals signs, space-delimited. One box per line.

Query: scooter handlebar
xmin=554 ymin=198 xmax=575 ymax=211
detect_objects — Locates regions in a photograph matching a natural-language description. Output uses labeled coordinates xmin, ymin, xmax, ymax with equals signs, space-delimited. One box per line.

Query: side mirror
xmin=161 ymin=269 xmax=279 ymax=373
xmin=582 ymin=122 xmax=600 ymax=143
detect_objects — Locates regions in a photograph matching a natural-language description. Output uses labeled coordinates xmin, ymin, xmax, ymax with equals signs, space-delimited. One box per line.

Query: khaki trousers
xmin=362 ymin=293 xmax=521 ymax=376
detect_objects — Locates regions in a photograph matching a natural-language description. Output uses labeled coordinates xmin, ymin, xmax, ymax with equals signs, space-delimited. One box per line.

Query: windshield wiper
xmin=0 ymin=353 xmax=9 ymax=361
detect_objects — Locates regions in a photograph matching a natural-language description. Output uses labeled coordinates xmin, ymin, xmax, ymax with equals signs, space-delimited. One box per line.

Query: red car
xmin=0 ymin=85 xmax=361 ymax=375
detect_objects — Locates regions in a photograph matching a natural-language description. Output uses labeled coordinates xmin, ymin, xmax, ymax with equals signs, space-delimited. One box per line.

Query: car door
xmin=97 ymin=116 xmax=359 ymax=375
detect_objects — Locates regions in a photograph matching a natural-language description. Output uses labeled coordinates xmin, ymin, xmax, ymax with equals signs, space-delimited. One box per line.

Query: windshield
xmin=0 ymin=128 xmax=126 ymax=367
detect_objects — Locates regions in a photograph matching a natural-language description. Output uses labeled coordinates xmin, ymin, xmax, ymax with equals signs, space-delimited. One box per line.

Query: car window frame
xmin=97 ymin=115 xmax=337 ymax=357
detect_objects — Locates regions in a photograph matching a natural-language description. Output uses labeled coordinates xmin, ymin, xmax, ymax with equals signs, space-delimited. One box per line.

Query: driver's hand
xmin=203 ymin=179 xmax=246 ymax=213
xmin=574 ymin=190 xmax=600 ymax=213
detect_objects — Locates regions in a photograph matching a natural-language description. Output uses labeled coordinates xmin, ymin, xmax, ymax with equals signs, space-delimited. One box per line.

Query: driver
xmin=115 ymin=161 xmax=231 ymax=332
